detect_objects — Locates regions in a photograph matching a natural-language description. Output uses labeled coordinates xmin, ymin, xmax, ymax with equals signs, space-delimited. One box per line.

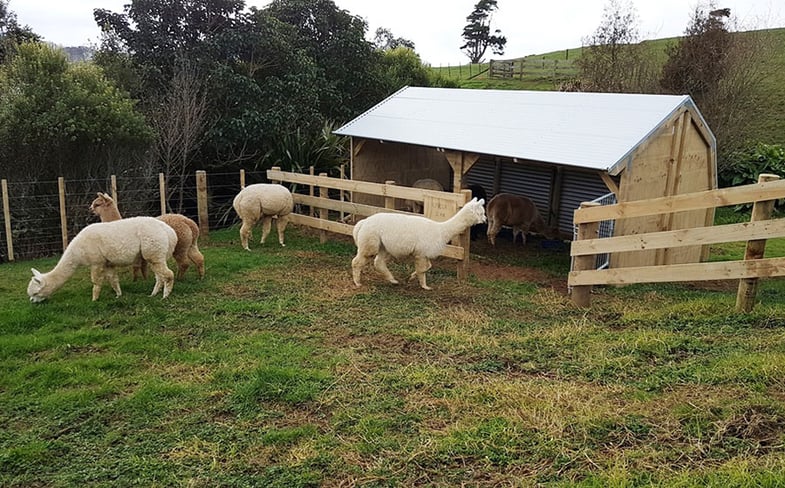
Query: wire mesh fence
xmin=0 ymin=170 xmax=263 ymax=263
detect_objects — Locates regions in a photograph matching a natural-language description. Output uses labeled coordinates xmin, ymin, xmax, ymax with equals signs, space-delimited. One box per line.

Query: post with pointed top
xmin=736 ymin=173 xmax=780 ymax=312
xmin=571 ymin=202 xmax=601 ymax=308
xmin=319 ymin=172 xmax=329 ymax=244
xmin=111 ymin=175 xmax=118 ymax=203
xmin=159 ymin=173 xmax=167 ymax=215
xmin=58 ymin=177 xmax=68 ymax=251
xmin=196 ymin=170 xmax=209 ymax=237
xmin=2 ymin=179 xmax=14 ymax=261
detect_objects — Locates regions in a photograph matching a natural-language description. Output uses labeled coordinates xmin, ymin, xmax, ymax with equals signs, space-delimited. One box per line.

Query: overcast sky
xmin=10 ymin=0 xmax=784 ymax=65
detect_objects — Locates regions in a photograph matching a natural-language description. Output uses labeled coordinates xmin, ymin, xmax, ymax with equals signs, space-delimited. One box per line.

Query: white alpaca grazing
xmin=352 ymin=197 xmax=486 ymax=290
xmin=232 ymin=183 xmax=294 ymax=250
xmin=27 ymin=217 xmax=177 ymax=302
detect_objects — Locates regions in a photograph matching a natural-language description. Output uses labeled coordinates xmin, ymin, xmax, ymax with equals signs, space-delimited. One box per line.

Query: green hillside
xmin=431 ymin=28 xmax=785 ymax=146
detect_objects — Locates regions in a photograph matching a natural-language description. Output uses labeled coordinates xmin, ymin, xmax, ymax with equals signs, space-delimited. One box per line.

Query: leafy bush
xmin=719 ymin=143 xmax=785 ymax=187
xmin=719 ymin=142 xmax=785 ymax=214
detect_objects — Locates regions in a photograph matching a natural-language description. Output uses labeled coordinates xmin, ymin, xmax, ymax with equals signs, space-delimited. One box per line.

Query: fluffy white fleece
xmin=27 ymin=216 xmax=177 ymax=302
xmin=351 ymin=197 xmax=486 ymax=290
xmin=90 ymin=192 xmax=205 ymax=280
xmin=232 ymin=183 xmax=294 ymax=250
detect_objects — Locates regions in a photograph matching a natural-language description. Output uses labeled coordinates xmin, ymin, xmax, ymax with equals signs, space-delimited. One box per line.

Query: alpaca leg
xmin=106 ymin=267 xmax=122 ymax=298
xmin=373 ymin=249 xmax=399 ymax=285
xmin=148 ymin=260 xmax=175 ymax=298
xmin=412 ymin=256 xmax=433 ymax=290
xmin=239 ymin=219 xmax=254 ymax=251
xmin=188 ymin=243 xmax=205 ymax=279
xmin=487 ymin=218 xmax=500 ymax=246
xmin=351 ymin=252 xmax=371 ymax=287
xmin=90 ymin=266 xmax=105 ymax=301
xmin=133 ymin=258 xmax=148 ymax=281
xmin=173 ymin=248 xmax=189 ymax=280
xmin=261 ymin=216 xmax=273 ymax=244
xmin=276 ymin=215 xmax=289 ymax=246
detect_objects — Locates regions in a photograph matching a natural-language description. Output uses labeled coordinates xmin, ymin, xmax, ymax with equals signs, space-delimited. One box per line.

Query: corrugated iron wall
xmin=466 ymin=158 xmax=614 ymax=238
xmin=558 ymin=170 xmax=615 ymax=237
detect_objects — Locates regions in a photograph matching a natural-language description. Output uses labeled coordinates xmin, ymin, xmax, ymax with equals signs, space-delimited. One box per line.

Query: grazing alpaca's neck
xmin=40 ymin=247 xmax=81 ymax=295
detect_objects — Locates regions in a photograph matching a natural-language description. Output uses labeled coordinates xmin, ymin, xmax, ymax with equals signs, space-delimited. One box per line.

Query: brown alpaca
xmin=89 ymin=192 xmax=205 ymax=280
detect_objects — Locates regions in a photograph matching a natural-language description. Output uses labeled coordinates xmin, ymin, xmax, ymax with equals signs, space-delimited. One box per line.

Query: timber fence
xmin=569 ymin=174 xmax=785 ymax=312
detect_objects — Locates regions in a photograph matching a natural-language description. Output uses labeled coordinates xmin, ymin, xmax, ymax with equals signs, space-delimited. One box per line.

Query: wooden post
xmin=339 ymin=164 xmax=346 ymax=223
xmin=158 ymin=173 xmax=167 ymax=215
xmin=319 ymin=172 xmax=328 ymax=244
xmin=270 ymin=167 xmax=281 ymax=184
xmin=58 ymin=177 xmax=68 ymax=251
xmin=384 ymin=180 xmax=396 ymax=210
xmin=196 ymin=170 xmax=209 ymax=237
xmin=2 ymin=179 xmax=14 ymax=261
xmin=110 ymin=174 xmax=118 ymax=204
xmin=240 ymin=169 xmax=245 ymax=189
xmin=571 ymin=202 xmax=602 ymax=308
xmin=456 ymin=189 xmax=472 ymax=282
xmin=736 ymin=173 xmax=780 ymax=312
xmin=309 ymin=166 xmax=315 ymax=217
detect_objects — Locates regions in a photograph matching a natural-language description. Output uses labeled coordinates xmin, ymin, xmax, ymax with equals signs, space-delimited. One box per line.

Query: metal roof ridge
xmin=334 ymin=85 xmax=411 ymax=135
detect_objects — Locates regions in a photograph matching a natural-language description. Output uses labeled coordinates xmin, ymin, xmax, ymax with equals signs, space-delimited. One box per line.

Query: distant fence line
xmin=489 ymin=57 xmax=576 ymax=80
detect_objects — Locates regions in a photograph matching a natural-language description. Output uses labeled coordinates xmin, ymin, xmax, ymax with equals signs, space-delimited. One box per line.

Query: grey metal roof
xmin=334 ymin=86 xmax=712 ymax=174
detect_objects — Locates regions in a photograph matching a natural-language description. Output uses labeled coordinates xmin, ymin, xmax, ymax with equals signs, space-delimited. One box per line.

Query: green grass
xmin=2 ymin=225 xmax=785 ymax=486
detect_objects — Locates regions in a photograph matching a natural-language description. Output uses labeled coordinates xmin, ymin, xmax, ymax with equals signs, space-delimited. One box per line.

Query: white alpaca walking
xmin=351 ymin=198 xmax=486 ymax=290
xmin=27 ymin=216 xmax=177 ymax=302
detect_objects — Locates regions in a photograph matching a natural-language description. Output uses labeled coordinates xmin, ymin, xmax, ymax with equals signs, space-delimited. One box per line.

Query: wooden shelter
xmin=334 ymin=86 xmax=717 ymax=268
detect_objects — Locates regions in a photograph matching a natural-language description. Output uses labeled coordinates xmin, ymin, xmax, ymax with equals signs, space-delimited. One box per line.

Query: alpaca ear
xmin=478 ymin=198 xmax=485 ymax=206
xmin=31 ymin=268 xmax=42 ymax=279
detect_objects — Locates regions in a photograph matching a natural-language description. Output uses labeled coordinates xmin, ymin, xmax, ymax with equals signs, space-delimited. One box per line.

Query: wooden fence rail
xmin=569 ymin=174 xmax=785 ymax=311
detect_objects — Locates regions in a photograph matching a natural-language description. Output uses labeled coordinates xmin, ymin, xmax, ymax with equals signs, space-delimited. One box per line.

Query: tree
xmin=575 ymin=0 xmax=659 ymax=93
xmin=0 ymin=0 xmax=39 ymax=63
xmin=152 ymin=60 xmax=210 ymax=212
xmin=460 ymin=0 xmax=506 ymax=64
xmin=93 ymin=0 xmax=247 ymax=102
xmin=373 ymin=27 xmax=415 ymax=51
xmin=378 ymin=47 xmax=458 ymax=93
xmin=264 ymin=0 xmax=387 ymax=121
xmin=660 ymin=5 xmax=775 ymax=168
xmin=0 ymin=43 xmax=152 ymax=181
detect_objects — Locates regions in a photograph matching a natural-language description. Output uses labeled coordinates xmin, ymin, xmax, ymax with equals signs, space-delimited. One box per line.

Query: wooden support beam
xmin=570 ymin=202 xmax=601 ymax=307
xmin=444 ymin=150 xmax=480 ymax=192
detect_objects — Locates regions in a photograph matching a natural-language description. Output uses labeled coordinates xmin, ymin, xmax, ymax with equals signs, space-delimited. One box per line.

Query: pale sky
xmin=10 ymin=0 xmax=784 ymax=66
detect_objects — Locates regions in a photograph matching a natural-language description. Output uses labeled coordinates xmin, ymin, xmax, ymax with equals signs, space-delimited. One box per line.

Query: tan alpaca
xmin=89 ymin=192 xmax=205 ymax=279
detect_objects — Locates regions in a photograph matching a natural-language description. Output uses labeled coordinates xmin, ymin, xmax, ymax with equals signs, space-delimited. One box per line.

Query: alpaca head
xmin=461 ymin=197 xmax=487 ymax=226
xmin=89 ymin=192 xmax=114 ymax=217
xmin=27 ymin=268 xmax=52 ymax=303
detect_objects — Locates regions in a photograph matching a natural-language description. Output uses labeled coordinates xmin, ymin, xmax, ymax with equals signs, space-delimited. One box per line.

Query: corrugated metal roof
xmin=334 ymin=86 xmax=711 ymax=173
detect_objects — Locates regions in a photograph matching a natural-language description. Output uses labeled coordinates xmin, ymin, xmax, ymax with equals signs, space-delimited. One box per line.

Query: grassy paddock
xmin=2 ymin=224 xmax=785 ymax=486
